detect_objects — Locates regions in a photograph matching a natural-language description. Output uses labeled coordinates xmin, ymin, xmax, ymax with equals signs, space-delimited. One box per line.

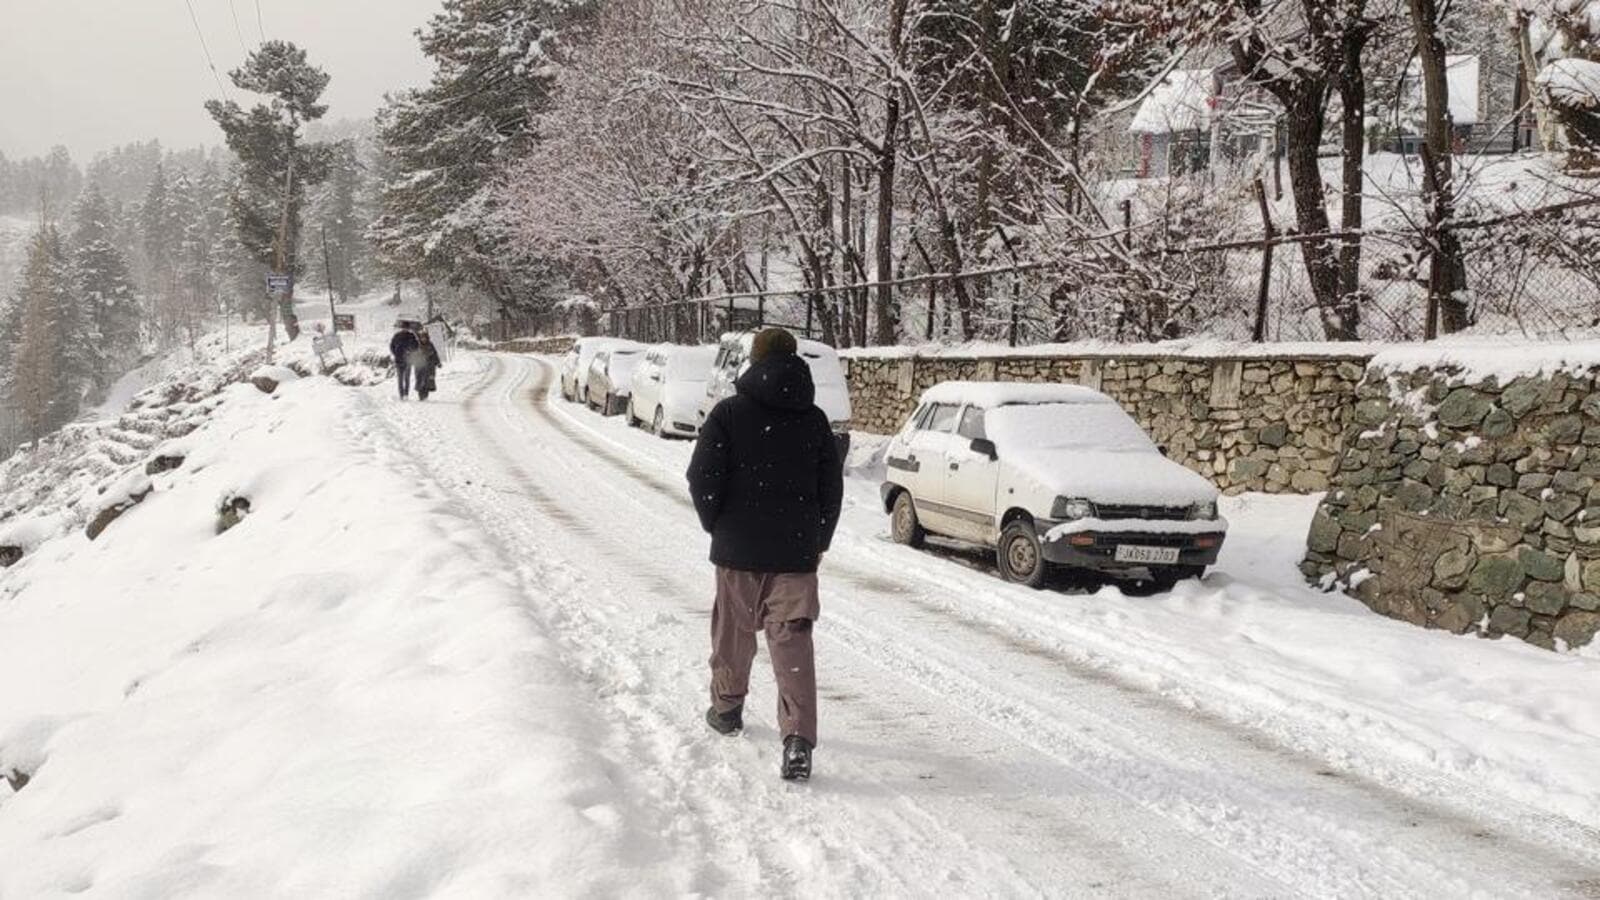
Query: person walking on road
xmin=412 ymin=330 xmax=443 ymax=401
xmin=687 ymin=328 xmax=843 ymax=781
xmin=389 ymin=322 xmax=420 ymax=400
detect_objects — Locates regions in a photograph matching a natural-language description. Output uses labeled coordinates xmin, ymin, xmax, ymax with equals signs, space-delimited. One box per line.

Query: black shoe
xmin=705 ymin=705 xmax=743 ymax=736
xmin=781 ymin=736 xmax=813 ymax=781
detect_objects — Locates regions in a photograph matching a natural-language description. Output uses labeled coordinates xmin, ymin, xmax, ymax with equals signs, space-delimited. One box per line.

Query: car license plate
xmin=1114 ymin=545 xmax=1181 ymax=565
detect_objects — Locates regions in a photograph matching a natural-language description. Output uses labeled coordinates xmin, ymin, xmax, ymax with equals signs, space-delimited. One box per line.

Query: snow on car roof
xmin=919 ymin=381 xmax=1114 ymax=408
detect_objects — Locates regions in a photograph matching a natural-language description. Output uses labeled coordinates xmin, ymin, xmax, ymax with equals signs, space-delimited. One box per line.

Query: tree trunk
xmin=1408 ymin=0 xmax=1471 ymax=334
xmin=1282 ymin=93 xmax=1351 ymax=339
xmin=1513 ymin=13 xmax=1557 ymax=151
xmin=1337 ymin=24 xmax=1369 ymax=337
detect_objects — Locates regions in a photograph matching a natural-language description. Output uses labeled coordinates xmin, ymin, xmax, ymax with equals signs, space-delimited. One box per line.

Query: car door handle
xmin=949 ymin=462 xmax=960 ymax=470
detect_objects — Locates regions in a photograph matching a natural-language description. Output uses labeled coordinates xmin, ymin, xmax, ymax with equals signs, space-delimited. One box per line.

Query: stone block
xmin=1438 ymin=388 xmax=1492 ymax=429
xmin=1554 ymin=611 xmax=1600 ymax=648
xmin=1524 ymin=582 xmax=1571 ymax=616
xmin=1470 ymin=555 xmax=1526 ymax=596
xmin=1433 ymin=547 xmax=1476 ymax=590
xmin=1488 ymin=604 xmax=1533 ymax=636
xmin=1308 ymin=509 xmax=1342 ymax=554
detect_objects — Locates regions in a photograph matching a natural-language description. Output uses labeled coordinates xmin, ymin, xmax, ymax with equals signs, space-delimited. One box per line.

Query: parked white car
xmin=881 ymin=382 xmax=1227 ymax=588
xmin=585 ymin=345 xmax=646 ymax=415
xmin=627 ymin=343 xmax=719 ymax=437
xmin=701 ymin=332 xmax=853 ymax=457
xmin=560 ymin=337 xmax=630 ymax=402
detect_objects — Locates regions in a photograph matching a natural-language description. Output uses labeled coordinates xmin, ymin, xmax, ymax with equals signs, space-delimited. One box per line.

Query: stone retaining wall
xmin=842 ymin=351 xmax=1371 ymax=494
xmin=497 ymin=335 xmax=577 ymax=355
xmin=1301 ymin=365 xmax=1600 ymax=651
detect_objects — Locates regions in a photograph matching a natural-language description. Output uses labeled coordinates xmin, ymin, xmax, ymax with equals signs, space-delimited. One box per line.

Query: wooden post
xmin=321 ymin=226 xmax=338 ymax=329
xmin=1252 ymin=179 xmax=1277 ymax=342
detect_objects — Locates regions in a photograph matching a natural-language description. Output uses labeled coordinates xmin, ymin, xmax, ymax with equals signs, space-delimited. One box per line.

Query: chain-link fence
xmin=595 ymin=193 xmax=1600 ymax=348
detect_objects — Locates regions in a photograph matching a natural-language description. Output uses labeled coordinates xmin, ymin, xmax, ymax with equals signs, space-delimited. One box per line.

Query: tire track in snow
xmin=386 ymin=355 xmax=1291 ymax=897
xmin=518 ymin=355 xmax=1600 ymax=899
xmin=371 ymin=358 xmax=1061 ymax=897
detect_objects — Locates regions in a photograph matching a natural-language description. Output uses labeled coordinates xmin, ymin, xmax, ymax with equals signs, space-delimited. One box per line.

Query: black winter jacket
xmin=390 ymin=330 xmax=419 ymax=362
xmin=687 ymin=354 xmax=844 ymax=574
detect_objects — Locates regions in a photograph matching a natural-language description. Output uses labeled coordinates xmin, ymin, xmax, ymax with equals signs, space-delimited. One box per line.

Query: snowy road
xmin=375 ymin=353 xmax=1600 ymax=898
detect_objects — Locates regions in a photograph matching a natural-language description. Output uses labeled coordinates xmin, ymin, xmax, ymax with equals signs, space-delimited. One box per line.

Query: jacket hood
xmin=736 ymin=354 xmax=816 ymax=412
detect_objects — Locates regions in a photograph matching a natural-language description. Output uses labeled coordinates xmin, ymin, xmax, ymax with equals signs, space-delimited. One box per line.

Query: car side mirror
xmin=970 ymin=438 xmax=998 ymax=461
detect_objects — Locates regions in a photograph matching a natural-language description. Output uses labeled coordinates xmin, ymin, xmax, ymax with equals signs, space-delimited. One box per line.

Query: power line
xmin=227 ymin=0 xmax=252 ymax=53
xmin=182 ymin=0 xmax=231 ymax=98
xmin=254 ymin=0 xmax=267 ymax=41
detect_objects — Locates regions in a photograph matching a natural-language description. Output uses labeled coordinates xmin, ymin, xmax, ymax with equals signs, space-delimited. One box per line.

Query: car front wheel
xmin=997 ymin=521 xmax=1048 ymax=589
xmin=890 ymin=492 xmax=925 ymax=548
xmin=652 ymin=407 xmax=665 ymax=436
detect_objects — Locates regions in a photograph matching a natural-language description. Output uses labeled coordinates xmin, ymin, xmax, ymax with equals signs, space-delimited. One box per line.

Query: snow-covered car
xmin=560 ymin=337 xmax=628 ymax=402
xmin=880 ymin=382 xmax=1227 ymax=589
xmin=627 ymin=343 xmax=719 ymax=437
xmin=586 ymin=346 xmax=646 ymax=416
xmin=700 ymin=332 xmax=853 ymax=458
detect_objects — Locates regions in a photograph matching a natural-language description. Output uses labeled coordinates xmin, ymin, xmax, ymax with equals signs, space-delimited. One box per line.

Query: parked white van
xmin=700 ymin=332 xmax=853 ymax=457
xmin=628 ymin=343 xmax=719 ymax=437
xmin=881 ymin=382 xmax=1227 ymax=588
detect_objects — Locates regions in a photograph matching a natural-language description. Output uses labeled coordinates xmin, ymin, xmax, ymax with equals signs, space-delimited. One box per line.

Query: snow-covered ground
xmin=3 ymin=345 xmax=1600 ymax=896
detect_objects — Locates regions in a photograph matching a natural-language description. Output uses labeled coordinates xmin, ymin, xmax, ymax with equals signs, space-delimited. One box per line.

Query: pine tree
xmin=313 ymin=140 xmax=365 ymax=300
xmin=372 ymin=0 xmax=595 ymax=321
xmin=70 ymin=184 xmax=141 ymax=386
xmin=205 ymin=40 xmax=335 ymax=344
xmin=4 ymin=226 xmax=88 ymax=440
xmin=140 ymin=162 xmax=179 ymax=319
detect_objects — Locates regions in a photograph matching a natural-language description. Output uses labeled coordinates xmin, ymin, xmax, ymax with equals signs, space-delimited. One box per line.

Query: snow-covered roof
xmin=1404 ymin=55 xmax=1481 ymax=126
xmin=919 ymin=381 xmax=1113 ymax=409
xmin=1130 ymin=70 xmax=1216 ymax=135
xmin=1537 ymin=58 xmax=1600 ymax=110
xmin=1446 ymin=55 xmax=1482 ymax=125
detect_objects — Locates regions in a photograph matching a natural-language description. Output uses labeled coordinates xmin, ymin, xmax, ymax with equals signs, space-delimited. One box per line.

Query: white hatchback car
xmin=585 ymin=345 xmax=646 ymax=415
xmin=701 ymin=332 xmax=854 ymax=457
xmin=627 ymin=343 xmax=719 ymax=437
xmin=560 ymin=337 xmax=630 ymax=402
xmin=881 ymin=382 xmax=1227 ymax=588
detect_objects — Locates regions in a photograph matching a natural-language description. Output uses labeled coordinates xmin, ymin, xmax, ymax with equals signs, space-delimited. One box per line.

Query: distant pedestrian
xmin=687 ymin=328 xmax=843 ymax=781
xmin=412 ymin=329 xmax=443 ymax=401
xmin=390 ymin=323 xmax=420 ymax=400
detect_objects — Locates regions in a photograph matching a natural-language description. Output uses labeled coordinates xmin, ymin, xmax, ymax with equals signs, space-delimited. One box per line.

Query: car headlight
xmin=1189 ymin=500 xmax=1219 ymax=521
xmin=1051 ymin=497 xmax=1094 ymax=520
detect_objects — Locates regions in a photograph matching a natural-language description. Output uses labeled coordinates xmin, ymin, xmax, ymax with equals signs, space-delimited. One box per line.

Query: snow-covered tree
xmin=3 ymin=226 xmax=94 ymax=440
xmin=372 ymin=0 xmax=596 ymax=330
xmin=205 ymin=40 xmax=336 ymax=346
xmin=70 ymin=185 xmax=141 ymax=384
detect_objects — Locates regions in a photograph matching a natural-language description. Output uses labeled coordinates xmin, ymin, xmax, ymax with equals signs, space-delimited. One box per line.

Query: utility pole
xmin=321 ymin=225 xmax=337 ymax=328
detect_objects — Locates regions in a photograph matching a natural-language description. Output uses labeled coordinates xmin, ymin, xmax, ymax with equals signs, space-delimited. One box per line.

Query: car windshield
xmin=985 ymin=402 xmax=1157 ymax=453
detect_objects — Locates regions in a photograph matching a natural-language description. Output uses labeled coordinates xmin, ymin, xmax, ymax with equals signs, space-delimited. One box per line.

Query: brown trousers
xmin=709 ymin=568 xmax=820 ymax=746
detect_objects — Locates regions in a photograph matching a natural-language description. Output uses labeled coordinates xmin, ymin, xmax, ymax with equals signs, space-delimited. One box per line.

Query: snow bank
xmin=1369 ymin=338 xmax=1600 ymax=381
xmin=841 ymin=338 xmax=1381 ymax=361
xmin=0 ymin=376 xmax=675 ymax=895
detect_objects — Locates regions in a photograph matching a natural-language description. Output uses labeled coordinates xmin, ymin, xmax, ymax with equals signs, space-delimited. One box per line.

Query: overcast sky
xmin=0 ymin=0 xmax=443 ymax=160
